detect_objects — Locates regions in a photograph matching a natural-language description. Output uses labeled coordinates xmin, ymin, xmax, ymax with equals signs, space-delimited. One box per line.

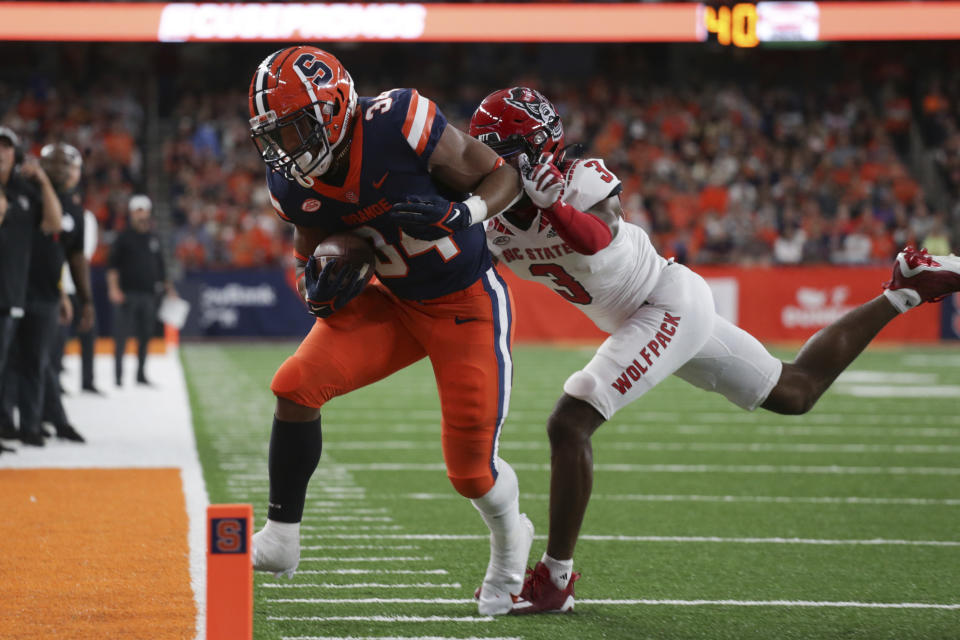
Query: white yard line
xmin=302 ymin=545 xmax=420 ymax=550
xmin=6 ymin=352 xmax=209 ymax=640
xmin=282 ymin=637 xmax=519 ymax=640
xmin=577 ymin=599 xmax=960 ymax=609
xmin=260 ymin=583 xmax=461 ymax=589
xmin=330 ymin=440 xmax=960 ymax=454
xmin=298 ymin=556 xmax=434 ymax=562
xmin=267 ymin=597 xmax=960 ymax=609
xmin=268 ymin=569 xmax=449 ymax=577
xmin=270 ymin=615 xmax=492 ymax=622
xmin=298 ymin=534 xmax=960 ymax=546
xmin=333 ymin=463 xmax=960 ymax=476
xmin=399 ymin=493 xmax=960 ymax=506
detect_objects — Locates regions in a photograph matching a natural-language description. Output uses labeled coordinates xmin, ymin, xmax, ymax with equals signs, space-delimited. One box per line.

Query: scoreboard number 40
xmin=702 ymin=3 xmax=759 ymax=48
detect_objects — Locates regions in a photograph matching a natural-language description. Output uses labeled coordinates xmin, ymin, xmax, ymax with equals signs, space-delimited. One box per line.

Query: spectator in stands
xmin=107 ymin=194 xmax=173 ymax=387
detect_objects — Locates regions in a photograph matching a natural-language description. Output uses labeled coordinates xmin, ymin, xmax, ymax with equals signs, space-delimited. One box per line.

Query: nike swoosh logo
xmin=454 ymin=316 xmax=477 ymax=325
xmin=373 ymin=171 xmax=389 ymax=190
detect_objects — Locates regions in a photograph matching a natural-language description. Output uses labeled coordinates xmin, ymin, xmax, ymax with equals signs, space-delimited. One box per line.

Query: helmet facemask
xmin=250 ymin=101 xmax=339 ymax=188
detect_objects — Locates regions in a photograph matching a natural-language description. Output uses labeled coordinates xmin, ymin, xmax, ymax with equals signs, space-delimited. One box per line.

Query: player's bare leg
xmin=251 ymin=397 xmax=323 ymax=578
xmin=764 ymin=246 xmax=960 ymax=415
xmin=512 ymin=393 xmax=600 ymax=614
xmin=762 ymin=296 xmax=898 ymax=414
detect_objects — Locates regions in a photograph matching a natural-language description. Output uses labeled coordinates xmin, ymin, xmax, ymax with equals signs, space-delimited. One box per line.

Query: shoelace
xmin=518 ymin=565 xmax=549 ymax=601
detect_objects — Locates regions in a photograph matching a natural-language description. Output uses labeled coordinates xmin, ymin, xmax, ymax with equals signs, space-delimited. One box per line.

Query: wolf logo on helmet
xmin=503 ymin=87 xmax=563 ymax=143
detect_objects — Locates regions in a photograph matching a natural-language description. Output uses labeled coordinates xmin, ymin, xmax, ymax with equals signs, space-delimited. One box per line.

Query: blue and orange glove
xmin=388 ymin=194 xmax=471 ymax=240
xmin=303 ymin=254 xmax=369 ymax=318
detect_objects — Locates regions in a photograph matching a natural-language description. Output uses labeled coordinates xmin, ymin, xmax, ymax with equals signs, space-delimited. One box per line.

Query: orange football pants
xmin=271 ymin=268 xmax=514 ymax=499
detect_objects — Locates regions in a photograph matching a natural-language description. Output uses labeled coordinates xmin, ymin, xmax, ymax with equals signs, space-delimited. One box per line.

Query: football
xmin=312 ymin=232 xmax=377 ymax=283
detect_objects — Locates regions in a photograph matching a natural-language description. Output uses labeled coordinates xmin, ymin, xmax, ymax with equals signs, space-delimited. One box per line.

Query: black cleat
xmin=55 ymin=424 xmax=86 ymax=443
xmin=19 ymin=431 xmax=46 ymax=447
xmin=81 ymin=384 xmax=104 ymax=395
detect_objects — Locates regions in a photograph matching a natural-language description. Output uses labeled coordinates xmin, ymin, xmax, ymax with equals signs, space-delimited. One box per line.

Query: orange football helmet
xmin=249 ymin=46 xmax=358 ymax=186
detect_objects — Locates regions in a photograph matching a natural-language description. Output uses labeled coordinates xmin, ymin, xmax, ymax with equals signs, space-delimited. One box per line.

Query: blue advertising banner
xmin=177 ymin=269 xmax=314 ymax=338
xmin=941 ymin=292 xmax=960 ymax=340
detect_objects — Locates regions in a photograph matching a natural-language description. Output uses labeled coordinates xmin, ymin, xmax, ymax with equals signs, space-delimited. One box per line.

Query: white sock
xmin=471 ymin=460 xmax=521 ymax=550
xmin=542 ymin=553 xmax=574 ymax=590
xmin=261 ymin=519 xmax=300 ymax=541
xmin=883 ymin=288 xmax=922 ymax=313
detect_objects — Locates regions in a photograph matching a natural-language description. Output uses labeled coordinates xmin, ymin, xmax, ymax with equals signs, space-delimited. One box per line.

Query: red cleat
xmin=509 ymin=561 xmax=580 ymax=614
xmin=884 ymin=246 xmax=960 ymax=305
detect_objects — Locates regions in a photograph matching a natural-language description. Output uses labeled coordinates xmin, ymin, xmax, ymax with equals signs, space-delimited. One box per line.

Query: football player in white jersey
xmin=470 ymin=87 xmax=960 ymax=614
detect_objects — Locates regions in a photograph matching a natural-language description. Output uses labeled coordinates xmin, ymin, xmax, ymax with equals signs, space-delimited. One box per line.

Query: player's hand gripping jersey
xmin=267 ymin=88 xmax=491 ymax=301
xmin=486 ymin=157 xmax=666 ymax=333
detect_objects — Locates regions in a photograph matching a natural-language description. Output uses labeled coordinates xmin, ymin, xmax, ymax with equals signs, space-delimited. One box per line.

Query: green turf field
xmin=181 ymin=343 xmax=960 ymax=640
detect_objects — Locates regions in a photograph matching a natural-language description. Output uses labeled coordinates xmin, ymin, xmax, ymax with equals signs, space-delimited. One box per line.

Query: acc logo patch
xmin=346 ymin=191 xmax=359 ymax=203
xmin=493 ymin=235 xmax=512 ymax=246
xmin=301 ymin=199 xmax=321 ymax=212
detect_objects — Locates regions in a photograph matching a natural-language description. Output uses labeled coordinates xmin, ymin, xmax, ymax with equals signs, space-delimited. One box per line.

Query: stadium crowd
xmin=0 ymin=42 xmax=956 ymax=273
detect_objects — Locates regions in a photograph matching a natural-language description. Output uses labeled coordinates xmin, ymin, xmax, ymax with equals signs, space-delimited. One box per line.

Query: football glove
xmin=303 ymin=254 xmax=368 ymax=318
xmin=518 ymin=152 xmax=564 ymax=210
xmin=388 ymin=194 xmax=471 ymax=240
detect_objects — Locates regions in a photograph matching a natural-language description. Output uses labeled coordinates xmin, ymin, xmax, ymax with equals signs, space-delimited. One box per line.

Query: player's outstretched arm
xmin=389 ymin=127 xmax=522 ymax=240
xmin=428 ymin=125 xmax=522 ymax=220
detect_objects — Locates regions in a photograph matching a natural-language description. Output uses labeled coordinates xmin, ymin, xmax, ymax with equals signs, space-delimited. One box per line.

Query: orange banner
xmin=3 ymin=2 xmax=960 ymax=43
xmin=502 ymin=265 xmax=941 ymax=344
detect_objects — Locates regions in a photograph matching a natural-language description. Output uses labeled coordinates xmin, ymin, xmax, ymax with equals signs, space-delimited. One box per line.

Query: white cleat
xmin=252 ymin=525 xmax=300 ymax=579
xmin=474 ymin=513 xmax=535 ymax=615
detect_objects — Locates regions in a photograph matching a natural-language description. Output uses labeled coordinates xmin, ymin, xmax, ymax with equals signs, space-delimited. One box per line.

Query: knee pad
xmin=563 ymin=369 xmax=600 ymax=400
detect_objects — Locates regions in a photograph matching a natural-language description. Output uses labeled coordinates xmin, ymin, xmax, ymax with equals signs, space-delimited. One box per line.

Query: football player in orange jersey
xmin=246 ymin=47 xmax=533 ymax=614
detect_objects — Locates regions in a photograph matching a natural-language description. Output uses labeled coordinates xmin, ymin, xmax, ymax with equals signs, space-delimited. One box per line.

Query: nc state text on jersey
xmin=499 ymin=242 xmax=576 ymax=263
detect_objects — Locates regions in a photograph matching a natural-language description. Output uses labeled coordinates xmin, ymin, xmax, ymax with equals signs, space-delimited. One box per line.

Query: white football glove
xmin=518 ymin=152 xmax=564 ymax=209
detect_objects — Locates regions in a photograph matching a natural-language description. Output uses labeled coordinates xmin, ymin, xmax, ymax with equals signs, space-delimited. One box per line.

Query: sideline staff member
xmin=0 ymin=126 xmax=63 ymax=446
xmin=107 ymin=194 xmax=173 ymax=387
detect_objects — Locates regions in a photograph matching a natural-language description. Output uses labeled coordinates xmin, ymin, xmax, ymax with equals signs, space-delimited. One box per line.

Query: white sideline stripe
xmin=332 ymin=440 xmax=960 ymax=454
xmin=261 ymin=583 xmax=460 ymax=589
xmin=334 ymin=463 xmax=960 ymax=476
xmin=299 ymin=556 xmax=433 ymax=562
xmin=300 ymin=534 xmax=960 ymax=546
xmin=400 ymin=493 xmax=960 ymax=506
xmin=302 ymin=545 xmax=420 ymax=551
xmin=301 ymin=525 xmax=404 ymax=531
xmin=269 ymin=597 xmax=960 ymax=610
xmin=271 ymin=615 xmax=492 ymax=622
xmin=577 ymin=599 xmax=960 ymax=609
xmin=274 ymin=569 xmax=449 ymax=576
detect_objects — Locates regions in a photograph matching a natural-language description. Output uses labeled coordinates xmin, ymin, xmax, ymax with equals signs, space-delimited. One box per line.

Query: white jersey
xmin=486 ymin=157 xmax=667 ymax=333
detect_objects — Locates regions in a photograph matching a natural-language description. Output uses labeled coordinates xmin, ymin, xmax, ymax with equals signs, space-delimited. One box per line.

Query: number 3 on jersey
xmin=353 ymin=225 xmax=460 ymax=278
xmin=529 ymin=263 xmax=592 ymax=304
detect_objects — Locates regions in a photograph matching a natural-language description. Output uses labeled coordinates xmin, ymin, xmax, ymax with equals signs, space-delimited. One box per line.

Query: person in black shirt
xmin=108 ymin=194 xmax=172 ymax=387
xmin=0 ymin=126 xmax=63 ymax=447
xmin=29 ymin=143 xmax=91 ymax=442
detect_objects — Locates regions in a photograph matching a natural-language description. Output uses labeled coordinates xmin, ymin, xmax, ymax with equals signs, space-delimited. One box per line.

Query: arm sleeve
xmin=542 ymin=201 xmax=613 ymax=256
